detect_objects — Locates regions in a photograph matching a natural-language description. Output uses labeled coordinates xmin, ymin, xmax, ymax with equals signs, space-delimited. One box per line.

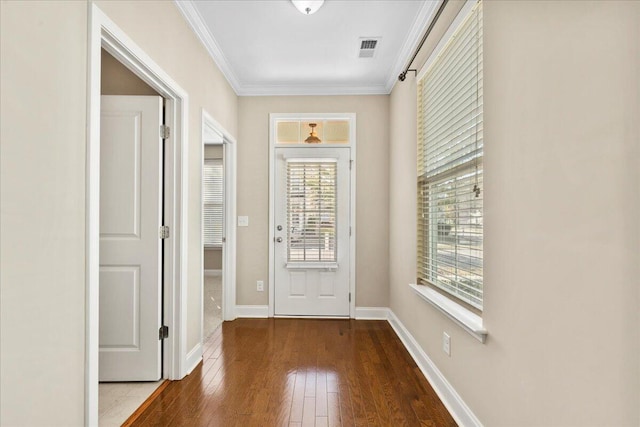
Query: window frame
xmin=203 ymin=158 xmax=224 ymax=249
xmin=414 ymin=0 xmax=487 ymax=341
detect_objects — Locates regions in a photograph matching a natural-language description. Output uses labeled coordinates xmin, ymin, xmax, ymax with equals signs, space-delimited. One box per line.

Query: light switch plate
xmin=238 ymin=216 xmax=249 ymax=227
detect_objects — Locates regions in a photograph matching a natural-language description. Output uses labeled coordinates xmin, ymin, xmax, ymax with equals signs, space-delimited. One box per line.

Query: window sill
xmin=409 ymin=283 xmax=487 ymax=343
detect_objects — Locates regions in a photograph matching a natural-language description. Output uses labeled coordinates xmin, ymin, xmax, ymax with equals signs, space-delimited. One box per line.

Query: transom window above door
xmin=275 ymin=119 xmax=351 ymax=145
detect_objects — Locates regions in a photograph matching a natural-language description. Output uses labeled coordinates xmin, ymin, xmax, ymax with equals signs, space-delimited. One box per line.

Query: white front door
xmin=99 ymin=95 xmax=163 ymax=381
xmin=274 ymin=147 xmax=350 ymax=316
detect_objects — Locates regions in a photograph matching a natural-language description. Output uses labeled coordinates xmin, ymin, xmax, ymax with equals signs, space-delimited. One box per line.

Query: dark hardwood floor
xmin=130 ymin=318 xmax=457 ymax=426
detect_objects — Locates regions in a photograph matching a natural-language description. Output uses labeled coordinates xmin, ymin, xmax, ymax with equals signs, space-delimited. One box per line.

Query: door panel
xmin=274 ymin=147 xmax=350 ymax=316
xmin=99 ymin=266 xmax=140 ymax=348
xmin=99 ymin=95 xmax=163 ymax=381
xmin=100 ymin=112 xmax=141 ymax=238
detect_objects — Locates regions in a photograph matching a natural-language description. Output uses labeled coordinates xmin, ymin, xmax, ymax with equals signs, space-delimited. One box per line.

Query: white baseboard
xmin=387 ymin=310 xmax=482 ymax=427
xmin=235 ymin=305 xmax=269 ymax=318
xmin=355 ymin=306 xmax=390 ymax=320
xmin=184 ymin=342 xmax=202 ymax=376
xmin=204 ymin=269 xmax=222 ymax=277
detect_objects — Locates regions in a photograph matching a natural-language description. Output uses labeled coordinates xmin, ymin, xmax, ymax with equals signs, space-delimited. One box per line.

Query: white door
xmin=99 ymin=95 xmax=163 ymax=381
xmin=274 ymin=147 xmax=350 ymax=316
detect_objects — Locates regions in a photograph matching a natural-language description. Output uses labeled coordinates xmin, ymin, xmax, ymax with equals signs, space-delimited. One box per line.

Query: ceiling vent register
xmin=358 ymin=38 xmax=380 ymax=58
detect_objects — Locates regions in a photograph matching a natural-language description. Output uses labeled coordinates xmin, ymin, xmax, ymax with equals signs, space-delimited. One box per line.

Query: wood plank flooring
xmin=131 ymin=319 xmax=457 ymax=427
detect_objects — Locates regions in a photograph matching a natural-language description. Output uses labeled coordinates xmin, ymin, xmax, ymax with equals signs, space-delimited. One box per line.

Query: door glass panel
xmin=286 ymin=160 xmax=337 ymax=262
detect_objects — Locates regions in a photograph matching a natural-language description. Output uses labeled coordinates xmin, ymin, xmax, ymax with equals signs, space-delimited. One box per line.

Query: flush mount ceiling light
xmin=291 ymin=0 xmax=325 ymax=15
xmin=304 ymin=123 xmax=321 ymax=143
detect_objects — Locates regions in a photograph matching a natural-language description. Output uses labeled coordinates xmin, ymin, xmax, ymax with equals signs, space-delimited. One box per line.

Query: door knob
xmin=275 ymin=237 xmax=283 ymax=243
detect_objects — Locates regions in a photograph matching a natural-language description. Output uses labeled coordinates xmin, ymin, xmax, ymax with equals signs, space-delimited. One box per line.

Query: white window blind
xmin=203 ymin=159 xmax=223 ymax=247
xmin=417 ymin=1 xmax=483 ymax=309
xmin=286 ymin=159 xmax=337 ymax=262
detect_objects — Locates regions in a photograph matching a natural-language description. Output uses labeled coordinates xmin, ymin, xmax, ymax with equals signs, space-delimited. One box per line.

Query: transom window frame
xmin=412 ymin=0 xmax=487 ymax=343
xmin=268 ymin=113 xmax=357 ymax=318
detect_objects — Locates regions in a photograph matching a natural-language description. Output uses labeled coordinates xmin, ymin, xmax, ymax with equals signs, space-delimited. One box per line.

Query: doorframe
xmin=200 ymin=109 xmax=237 ymax=334
xmin=86 ymin=5 xmax=189 ymax=426
xmin=268 ymin=113 xmax=357 ymax=318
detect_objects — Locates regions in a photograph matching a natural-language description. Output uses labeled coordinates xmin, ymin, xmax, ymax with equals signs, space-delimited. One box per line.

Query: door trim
xmin=200 ymin=109 xmax=238 ymax=324
xmin=86 ymin=5 xmax=189 ymax=425
xmin=268 ymin=113 xmax=357 ymax=318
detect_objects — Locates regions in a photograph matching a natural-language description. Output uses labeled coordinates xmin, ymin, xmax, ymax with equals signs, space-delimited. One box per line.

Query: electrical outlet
xmin=442 ymin=332 xmax=451 ymax=356
xmin=257 ymin=280 xmax=264 ymax=292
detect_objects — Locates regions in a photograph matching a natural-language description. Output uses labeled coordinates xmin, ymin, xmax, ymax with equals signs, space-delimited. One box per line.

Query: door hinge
xmin=349 ymin=293 xmax=351 ymax=303
xmin=160 ymin=125 xmax=170 ymax=139
xmin=349 ymin=226 xmax=352 ymax=236
xmin=159 ymin=225 xmax=170 ymax=239
xmin=350 ymin=159 xmax=353 ymax=170
xmin=159 ymin=325 xmax=169 ymax=340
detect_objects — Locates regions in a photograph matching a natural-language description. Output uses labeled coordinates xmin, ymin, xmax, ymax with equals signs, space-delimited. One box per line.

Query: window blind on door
xmin=417 ymin=1 xmax=483 ymax=309
xmin=203 ymin=159 xmax=223 ymax=247
xmin=286 ymin=159 xmax=337 ymax=263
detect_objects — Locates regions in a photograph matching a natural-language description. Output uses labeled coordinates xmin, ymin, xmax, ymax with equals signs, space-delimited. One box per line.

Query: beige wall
xmin=237 ymin=96 xmax=390 ymax=307
xmin=0 ymin=1 xmax=88 ymax=425
xmin=389 ymin=1 xmax=640 ymax=425
xmin=205 ymin=144 xmax=223 ymax=159
xmin=101 ymin=49 xmax=159 ymax=95
xmin=0 ymin=1 xmax=238 ymax=424
xmin=204 ymin=249 xmax=222 ymax=270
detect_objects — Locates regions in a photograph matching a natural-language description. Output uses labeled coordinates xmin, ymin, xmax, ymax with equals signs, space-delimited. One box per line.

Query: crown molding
xmin=237 ymin=83 xmax=390 ymax=97
xmin=384 ymin=0 xmax=441 ymax=93
xmin=175 ymin=0 xmax=440 ymax=96
xmin=174 ymin=0 xmax=242 ymax=94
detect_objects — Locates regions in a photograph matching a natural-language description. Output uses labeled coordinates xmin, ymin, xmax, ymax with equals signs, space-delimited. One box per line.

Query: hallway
xmin=130 ymin=319 xmax=456 ymax=426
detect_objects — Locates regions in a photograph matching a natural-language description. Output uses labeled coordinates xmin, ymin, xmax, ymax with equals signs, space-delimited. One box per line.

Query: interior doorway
xmin=200 ymin=110 xmax=238 ymax=342
xmin=97 ymin=50 xmax=167 ymax=426
xmin=203 ymin=140 xmax=225 ymax=339
xmin=87 ymin=7 xmax=189 ymax=425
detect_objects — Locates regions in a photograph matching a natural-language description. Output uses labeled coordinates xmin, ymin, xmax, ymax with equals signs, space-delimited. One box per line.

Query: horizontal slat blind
xmin=418 ymin=1 xmax=483 ymax=309
xmin=203 ymin=159 xmax=223 ymax=247
xmin=287 ymin=160 xmax=337 ymax=262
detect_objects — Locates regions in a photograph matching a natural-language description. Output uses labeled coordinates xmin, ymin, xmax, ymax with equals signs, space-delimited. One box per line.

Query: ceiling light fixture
xmin=291 ymin=0 xmax=324 ymax=15
xmin=304 ymin=123 xmax=321 ymax=144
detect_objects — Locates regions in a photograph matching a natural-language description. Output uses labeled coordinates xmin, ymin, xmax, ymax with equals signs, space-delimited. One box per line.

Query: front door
xmin=99 ymin=95 xmax=163 ymax=381
xmin=274 ymin=147 xmax=350 ymax=316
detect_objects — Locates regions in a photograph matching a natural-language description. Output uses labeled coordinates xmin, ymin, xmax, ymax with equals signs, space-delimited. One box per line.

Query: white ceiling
xmin=175 ymin=0 xmax=439 ymax=96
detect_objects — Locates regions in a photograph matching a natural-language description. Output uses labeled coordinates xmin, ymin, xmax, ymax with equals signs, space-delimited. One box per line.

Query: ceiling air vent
xmin=358 ymin=38 xmax=380 ymax=58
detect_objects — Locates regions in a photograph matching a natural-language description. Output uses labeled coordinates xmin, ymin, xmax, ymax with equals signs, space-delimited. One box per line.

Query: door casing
xmin=268 ymin=113 xmax=357 ymax=318
xmin=87 ymin=5 xmax=189 ymax=425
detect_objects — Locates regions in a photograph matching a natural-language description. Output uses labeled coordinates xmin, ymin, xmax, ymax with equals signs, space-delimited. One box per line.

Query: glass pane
xmin=287 ymin=160 xmax=337 ymax=262
xmin=203 ymin=160 xmax=224 ymax=246
xmin=426 ymin=168 xmax=483 ymax=308
xmin=323 ymin=120 xmax=350 ymax=144
xmin=276 ymin=120 xmax=350 ymax=144
xmin=277 ymin=121 xmax=300 ymax=143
